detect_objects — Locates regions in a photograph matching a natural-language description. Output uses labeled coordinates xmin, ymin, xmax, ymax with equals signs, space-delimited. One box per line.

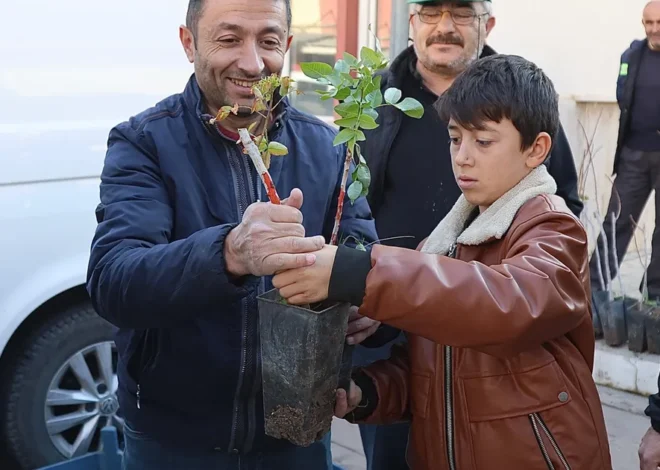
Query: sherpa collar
xmin=421 ymin=165 xmax=558 ymax=255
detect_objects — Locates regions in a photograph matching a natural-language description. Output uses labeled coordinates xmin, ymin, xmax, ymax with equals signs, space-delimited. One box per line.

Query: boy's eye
xmin=476 ymin=140 xmax=492 ymax=147
xmin=449 ymin=137 xmax=461 ymax=145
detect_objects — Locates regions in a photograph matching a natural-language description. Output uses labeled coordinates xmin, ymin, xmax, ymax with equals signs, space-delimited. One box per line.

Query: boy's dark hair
xmin=186 ymin=0 xmax=292 ymax=38
xmin=435 ymin=54 xmax=559 ymax=152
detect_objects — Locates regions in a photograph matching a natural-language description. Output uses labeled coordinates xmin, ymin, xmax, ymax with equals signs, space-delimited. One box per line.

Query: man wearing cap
xmin=352 ymin=1 xmax=583 ymax=469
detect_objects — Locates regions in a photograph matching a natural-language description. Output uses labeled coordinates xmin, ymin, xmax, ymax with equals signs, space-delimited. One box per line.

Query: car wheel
xmin=2 ymin=301 xmax=123 ymax=469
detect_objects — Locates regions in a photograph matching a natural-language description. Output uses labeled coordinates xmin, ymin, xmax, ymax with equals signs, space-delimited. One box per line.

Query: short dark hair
xmin=435 ymin=54 xmax=559 ymax=151
xmin=186 ymin=0 xmax=292 ymax=37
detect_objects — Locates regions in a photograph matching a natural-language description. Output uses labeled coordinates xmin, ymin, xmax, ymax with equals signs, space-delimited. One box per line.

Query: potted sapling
xmin=627 ymin=219 xmax=655 ymax=352
xmin=212 ymin=46 xmax=424 ymax=446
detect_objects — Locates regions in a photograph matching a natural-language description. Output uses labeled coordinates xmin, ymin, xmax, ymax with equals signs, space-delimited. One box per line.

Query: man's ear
xmin=180 ymin=25 xmax=195 ymax=63
xmin=525 ymin=132 xmax=552 ymax=169
xmin=485 ymin=16 xmax=496 ymax=37
xmin=286 ymin=35 xmax=293 ymax=53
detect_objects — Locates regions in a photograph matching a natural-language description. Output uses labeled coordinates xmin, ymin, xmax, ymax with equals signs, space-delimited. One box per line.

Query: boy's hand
xmin=272 ymin=245 xmax=338 ymax=305
xmin=335 ymin=380 xmax=362 ymax=418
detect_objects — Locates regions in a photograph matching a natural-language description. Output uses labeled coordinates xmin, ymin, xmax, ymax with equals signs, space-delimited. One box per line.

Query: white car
xmin=0 ymin=1 xmax=193 ymax=467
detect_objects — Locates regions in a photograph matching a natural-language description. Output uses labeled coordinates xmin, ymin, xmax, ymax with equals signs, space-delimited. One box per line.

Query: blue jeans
xmin=122 ymin=423 xmax=333 ymax=470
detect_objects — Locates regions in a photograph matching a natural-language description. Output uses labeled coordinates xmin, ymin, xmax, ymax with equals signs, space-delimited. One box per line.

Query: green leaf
xmin=333 ymin=87 xmax=351 ymax=100
xmin=268 ymin=141 xmax=288 ymax=156
xmin=334 ymin=60 xmax=350 ymax=74
xmin=335 ymin=102 xmax=360 ymax=118
xmin=334 ymin=116 xmax=359 ymax=128
xmin=360 ymin=47 xmax=382 ymax=67
xmin=300 ymin=62 xmax=333 ymax=80
xmin=356 ymin=242 xmax=367 ymax=252
xmin=327 ymin=70 xmax=343 ymax=87
xmin=395 ymin=97 xmax=425 ymax=119
xmin=363 ymin=108 xmax=379 ymax=120
xmin=347 ymin=180 xmax=364 ymax=203
xmin=384 ymin=87 xmax=402 ymax=105
xmin=343 ymin=52 xmax=359 ymax=67
xmin=356 ymin=164 xmax=371 ymax=188
xmin=368 ymin=90 xmax=383 ymax=107
xmin=359 ymin=114 xmax=378 ymax=130
xmin=355 ymin=129 xmax=366 ymax=142
xmin=333 ymin=128 xmax=359 ymax=146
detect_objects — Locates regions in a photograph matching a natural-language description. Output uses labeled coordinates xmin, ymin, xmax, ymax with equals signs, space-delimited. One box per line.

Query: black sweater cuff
xmin=328 ymin=245 xmax=371 ymax=306
xmin=346 ymin=368 xmax=379 ymax=423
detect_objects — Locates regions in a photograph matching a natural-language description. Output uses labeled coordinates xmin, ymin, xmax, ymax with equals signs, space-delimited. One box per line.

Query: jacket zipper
xmin=532 ymin=413 xmax=571 ymax=470
xmin=225 ymin=142 xmax=259 ymax=453
xmin=529 ymin=414 xmax=554 ymax=469
xmin=445 ymin=243 xmax=457 ymax=470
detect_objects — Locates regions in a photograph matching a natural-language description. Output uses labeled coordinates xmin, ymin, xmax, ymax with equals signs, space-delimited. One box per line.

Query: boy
xmin=272 ymin=54 xmax=612 ymax=469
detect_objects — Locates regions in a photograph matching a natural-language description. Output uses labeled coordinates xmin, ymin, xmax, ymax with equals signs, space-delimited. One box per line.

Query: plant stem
xmin=330 ymin=147 xmax=353 ymax=245
xmin=237 ymin=128 xmax=281 ymax=204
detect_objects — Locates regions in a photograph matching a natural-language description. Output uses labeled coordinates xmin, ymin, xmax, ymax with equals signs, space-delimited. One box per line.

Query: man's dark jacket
xmin=614 ymin=39 xmax=651 ymax=175
xmin=365 ymin=45 xmax=583 ymax=219
xmin=86 ymin=75 xmax=376 ymax=454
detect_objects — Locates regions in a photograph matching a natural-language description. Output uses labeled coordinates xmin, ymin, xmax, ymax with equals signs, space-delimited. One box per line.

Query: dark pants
xmin=122 ymin=422 xmax=333 ymax=470
xmin=354 ymin=337 xmax=410 ymax=470
xmin=590 ymin=147 xmax=660 ymax=299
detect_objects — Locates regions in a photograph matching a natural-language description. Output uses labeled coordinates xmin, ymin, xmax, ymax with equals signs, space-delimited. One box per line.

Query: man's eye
xmin=262 ymin=40 xmax=280 ymax=48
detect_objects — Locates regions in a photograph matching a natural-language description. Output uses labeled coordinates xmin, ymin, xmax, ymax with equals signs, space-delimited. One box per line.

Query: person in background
xmin=589 ymin=1 xmax=660 ymax=303
xmin=85 ymin=0 xmax=377 ymax=469
xmin=352 ymin=1 xmax=583 ymax=468
xmin=273 ymin=53 xmax=612 ymax=470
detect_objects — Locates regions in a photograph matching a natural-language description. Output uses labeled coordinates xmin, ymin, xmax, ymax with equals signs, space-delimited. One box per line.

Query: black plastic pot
xmin=627 ymin=301 xmax=652 ymax=353
xmin=258 ymin=289 xmax=351 ymax=447
xmin=591 ymin=291 xmax=608 ymax=339
xmin=646 ymin=307 xmax=660 ymax=354
xmin=602 ymin=298 xmax=627 ymax=347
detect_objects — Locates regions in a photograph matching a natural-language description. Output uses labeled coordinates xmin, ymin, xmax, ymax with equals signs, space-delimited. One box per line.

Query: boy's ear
xmin=525 ymin=132 xmax=552 ymax=169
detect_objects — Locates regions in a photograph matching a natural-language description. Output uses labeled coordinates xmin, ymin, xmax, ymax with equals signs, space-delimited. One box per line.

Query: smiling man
xmin=354 ymin=1 xmax=583 ymax=469
xmin=85 ymin=0 xmax=377 ymax=469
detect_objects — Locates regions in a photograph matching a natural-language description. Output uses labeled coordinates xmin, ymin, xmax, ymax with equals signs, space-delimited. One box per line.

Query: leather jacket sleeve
xmin=359 ymin=211 xmax=589 ymax=358
xmin=352 ymin=344 xmax=412 ymax=425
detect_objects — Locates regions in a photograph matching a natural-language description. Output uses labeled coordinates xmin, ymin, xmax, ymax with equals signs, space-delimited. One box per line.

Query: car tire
xmin=2 ymin=301 xmax=122 ymax=469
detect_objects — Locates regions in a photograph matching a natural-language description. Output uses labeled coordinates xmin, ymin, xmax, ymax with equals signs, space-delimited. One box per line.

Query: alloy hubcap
xmin=45 ymin=341 xmax=123 ymax=459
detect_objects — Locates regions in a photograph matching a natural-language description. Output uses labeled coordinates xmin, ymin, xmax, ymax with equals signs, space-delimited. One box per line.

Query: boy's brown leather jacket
xmin=352 ymin=169 xmax=612 ymax=470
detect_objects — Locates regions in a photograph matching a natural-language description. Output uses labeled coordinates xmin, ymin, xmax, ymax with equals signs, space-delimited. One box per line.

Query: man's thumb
xmin=283 ymin=188 xmax=303 ymax=209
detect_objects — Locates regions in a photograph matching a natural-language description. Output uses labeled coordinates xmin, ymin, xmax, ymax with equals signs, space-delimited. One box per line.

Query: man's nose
xmin=237 ymin=40 xmax=265 ymax=76
xmin=436 ymin=11 xmax=457 ymax=33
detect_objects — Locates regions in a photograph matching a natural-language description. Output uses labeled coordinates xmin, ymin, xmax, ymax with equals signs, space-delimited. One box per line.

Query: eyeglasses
xmin=416 ymin=9 xmax=488 ymax=26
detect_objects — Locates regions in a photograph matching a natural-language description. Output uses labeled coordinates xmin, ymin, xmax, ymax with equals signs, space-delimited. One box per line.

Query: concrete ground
xmin=331 ymin=385 xmax=653 ymax=470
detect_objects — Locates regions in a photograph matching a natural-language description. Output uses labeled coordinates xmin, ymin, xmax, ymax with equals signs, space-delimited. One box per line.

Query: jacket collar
xmin=421 ymin=165 xmax=557 ymax=255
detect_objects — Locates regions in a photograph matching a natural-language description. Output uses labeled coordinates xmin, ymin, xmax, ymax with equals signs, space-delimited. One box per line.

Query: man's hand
xmin=224 ymin=189 xmax=325 ymax=277
xmin=346 ymin=307 xmax=381 ymax=345
xmin=335 ymin=380 xmax=362 ymax=419
xmin=639 ymin=426 xmax=660 ymax=470
xmin=272 ymin=245 xmax=338 ymax=305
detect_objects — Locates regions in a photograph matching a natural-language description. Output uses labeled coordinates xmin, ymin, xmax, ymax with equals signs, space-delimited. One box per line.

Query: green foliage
xmin=301 ymin=46 xmax=424 ymax=205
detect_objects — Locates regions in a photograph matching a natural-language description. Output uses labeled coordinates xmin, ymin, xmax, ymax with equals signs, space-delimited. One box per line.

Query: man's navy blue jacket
xmin=86 ymin=75 xmax=377 ymax=454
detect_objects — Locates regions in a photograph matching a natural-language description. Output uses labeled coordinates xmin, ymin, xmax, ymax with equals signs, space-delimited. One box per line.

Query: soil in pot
xmin=591 ymin=291 xmax=608 ymax=339
xmin=602 ymin=298 xmax=627 ymax=347
xmin=258 ymin=288 xmax=351 ymax=447
xmin=646 ymin=307 xmax=660 ymax=354
xmin=627 ymin=301 xmax=652 ymax=353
